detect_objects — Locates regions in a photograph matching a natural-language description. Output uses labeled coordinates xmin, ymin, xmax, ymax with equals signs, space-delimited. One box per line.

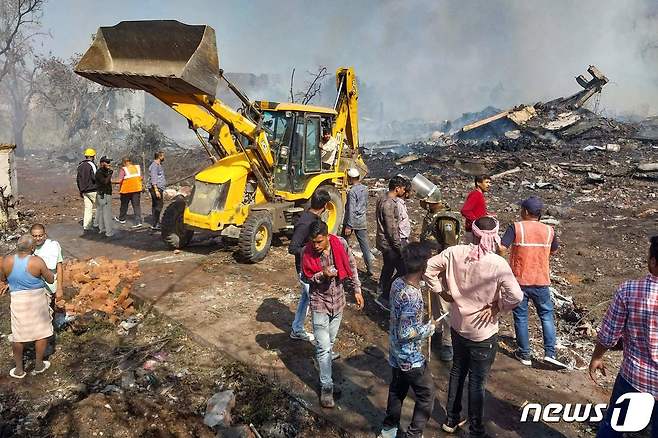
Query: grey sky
xmin=39 ymin=0 xmax=658 ymax=119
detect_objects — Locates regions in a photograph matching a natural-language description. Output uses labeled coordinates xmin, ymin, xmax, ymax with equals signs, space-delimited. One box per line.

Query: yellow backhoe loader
xmin=75 ymin=20 xmax=366 ymax=262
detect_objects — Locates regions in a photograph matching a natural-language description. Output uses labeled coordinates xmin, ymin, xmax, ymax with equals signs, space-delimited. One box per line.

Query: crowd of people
xmin=76 ymin=149 xmax=167 ymax=237
xmin=2 ymin=153 xmax=655 ymax=437
xmin=287 ymin=170 xmax=658 ymax=438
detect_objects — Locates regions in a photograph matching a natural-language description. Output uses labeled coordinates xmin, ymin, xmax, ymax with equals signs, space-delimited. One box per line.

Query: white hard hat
xmin=347 ymin=168 xmax=360 ymax=178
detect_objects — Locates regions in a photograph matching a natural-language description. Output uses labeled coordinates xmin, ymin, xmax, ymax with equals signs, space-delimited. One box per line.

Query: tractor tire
xmin=320 ymin=185 xmax=345 ymax=235
xmin=237 ymin=211 xmax=273 ymax=263
xmin=161 ymin=195 xmax=194 ymax=249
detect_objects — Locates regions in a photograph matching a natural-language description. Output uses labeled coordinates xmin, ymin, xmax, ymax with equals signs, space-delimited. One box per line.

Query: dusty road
xmin=5 ymin=156 xmax=651 ymax=437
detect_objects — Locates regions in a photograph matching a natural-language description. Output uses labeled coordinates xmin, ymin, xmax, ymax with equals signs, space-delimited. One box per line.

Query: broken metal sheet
xmin=637 ymin=162 xmax=658 ymax=172
xmin=586 ymin=172 xmax=605 ymax=184
xmin=545 ymin=112 xmax=581 ymax=130
xmin=507 ymin=105 xmax=537 ymax=125
xmin=395 ymin=154 xmax=421 ymax=165
xmin=559 ymin=162 xmax=597 ymax=173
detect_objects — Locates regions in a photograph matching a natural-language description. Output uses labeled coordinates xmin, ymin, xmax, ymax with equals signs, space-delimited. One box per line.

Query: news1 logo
xmin=520 ymin=393 xmax=655 ymax=432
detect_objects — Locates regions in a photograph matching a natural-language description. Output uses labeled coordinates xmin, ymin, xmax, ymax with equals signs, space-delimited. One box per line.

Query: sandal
xmin=31 ymin=360 xmax=51 ymax=375
xmin=9 ymin=368 xmax=26 ymax=379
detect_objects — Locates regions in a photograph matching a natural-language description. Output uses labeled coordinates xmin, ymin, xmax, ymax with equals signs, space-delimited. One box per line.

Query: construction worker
xmin=499 ymin=196 xmax=562 ymax=368
xmin=76 ymin=148 xmax=97 ymax=235
xmin=114 ymin=157 xmax=143 ymax=228
xmin=419 ymin=190 xmax=462 ymax=362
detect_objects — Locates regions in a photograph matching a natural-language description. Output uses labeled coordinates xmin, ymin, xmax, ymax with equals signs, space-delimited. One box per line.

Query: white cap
xmin=347 ymin=168 xmax=360 ymax=178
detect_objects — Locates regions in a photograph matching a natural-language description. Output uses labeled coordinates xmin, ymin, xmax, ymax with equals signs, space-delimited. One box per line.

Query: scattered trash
xmin=586 ymin=172 xmax=605 ymax=184
xmin=204 ymin=390 xmax=236 ymax=429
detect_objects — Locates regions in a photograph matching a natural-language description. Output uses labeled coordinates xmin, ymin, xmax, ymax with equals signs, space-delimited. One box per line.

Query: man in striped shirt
xmin=589 ymin=235 xmax=658 ymax=437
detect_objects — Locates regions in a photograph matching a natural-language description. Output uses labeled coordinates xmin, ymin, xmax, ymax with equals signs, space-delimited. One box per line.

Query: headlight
xmin=188 ymin=181 xmax=230 ymax=215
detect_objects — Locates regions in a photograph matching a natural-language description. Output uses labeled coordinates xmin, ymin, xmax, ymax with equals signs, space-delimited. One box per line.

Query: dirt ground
xmin=1 ymin=154 xmax=656 ymax=437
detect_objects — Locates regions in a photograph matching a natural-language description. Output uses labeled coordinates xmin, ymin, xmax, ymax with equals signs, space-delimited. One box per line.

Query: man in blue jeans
xmin=288 ymin=189 xmax=331 ymax=342
xmin=343 ymin=168 xmax=375 ymax=277
xmin=589 ymin=236 xmax=658 ymax=437
xmin=302 ymin=220 xmax=363 ymax=408
xmin=499 ymin=196 xmax=562 ymax=367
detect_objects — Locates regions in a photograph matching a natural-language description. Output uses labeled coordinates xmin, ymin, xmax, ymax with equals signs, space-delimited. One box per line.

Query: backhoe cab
xmin=75 ymin=20 xmax=366 ymax=262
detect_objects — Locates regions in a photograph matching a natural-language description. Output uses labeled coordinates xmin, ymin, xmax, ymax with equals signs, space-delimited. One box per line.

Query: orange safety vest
xmin=509 ymin=220 xmax=554 ymax=286
xmin=119 ymin=164 xmax=143 ymax=194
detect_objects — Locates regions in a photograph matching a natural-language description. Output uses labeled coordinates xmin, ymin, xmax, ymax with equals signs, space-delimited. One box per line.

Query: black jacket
xmin=95 ymin=167 xmax=113 ymax=196
xmin=76 ymin=160 xmax=97 ymax=194
xmin=288 ymin=211 xmax=320 ymax=274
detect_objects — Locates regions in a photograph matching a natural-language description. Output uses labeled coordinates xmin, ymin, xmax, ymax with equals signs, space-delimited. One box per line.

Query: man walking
xmin=589 ymin=236 xmax=658 ymax=437
xmin=425 ymin=216 xmax=523 ymax=437
xmin=460 ymin=175 xmax=491 ymax=243
xmin=375 ymin=176 xmax=407 ymax=311
xmin=76 ymin=148 xmax=97 ymax=234
xmin=343 ymin=168 xmax=374 ymax=277
xmin=419 ymin=191 xmax=462 ymax=362
xmin=95 ymin=156 xmax=115 ymax=238
xmin=114 ymin=157 xmax=143 ymax=228
xmin=378 ymin=242 xmax=435 ymax=438
xmin=302 ymin=220 xmax=364 ymax=408
xmin=149 ymin=151 xmax=166 ymax=230
xmin=288 ymin=189 xmax=331 ymax=342
xmin=499 ymin=196 xmax=561 ymax=367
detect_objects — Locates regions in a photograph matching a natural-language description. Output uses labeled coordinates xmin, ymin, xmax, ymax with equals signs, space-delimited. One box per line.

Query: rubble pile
xmin=62 ymin=257 xmax=142 ymax=322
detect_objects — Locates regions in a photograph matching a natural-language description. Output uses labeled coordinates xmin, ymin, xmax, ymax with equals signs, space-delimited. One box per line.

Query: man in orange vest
xmin=499 ymin=196 xmax=562 ymax=368
xmin=113 ymin=157 xmax=143 ymax=228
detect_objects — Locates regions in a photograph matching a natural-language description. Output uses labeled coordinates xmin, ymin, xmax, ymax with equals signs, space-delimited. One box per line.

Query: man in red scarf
xmin=302 ymin=220 xmax=364 ymax=408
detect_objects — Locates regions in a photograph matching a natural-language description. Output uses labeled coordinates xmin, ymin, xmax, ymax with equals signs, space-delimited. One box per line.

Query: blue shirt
xmin=388 ymin=277 xmax=433 ymax=370
xmin=344 ymin=183 xmax=368 ymax=230
xmin=148 ymin=161 xmax=166 ymax=189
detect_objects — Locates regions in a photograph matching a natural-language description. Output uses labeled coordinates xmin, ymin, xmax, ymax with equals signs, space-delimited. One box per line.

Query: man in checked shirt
xmin=302 ymin=220 xmax=364 ymax=408
xmin=590 ymin=235 xmax=658 ymax=437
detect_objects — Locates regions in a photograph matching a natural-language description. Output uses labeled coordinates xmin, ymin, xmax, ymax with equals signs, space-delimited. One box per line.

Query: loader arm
xmin=332 ymin=67 xmax=366 ymax=174
xmin=74 ymin=20 xmax=275 ymax=198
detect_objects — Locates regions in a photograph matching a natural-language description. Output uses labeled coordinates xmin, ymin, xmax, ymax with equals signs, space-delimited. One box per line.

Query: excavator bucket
xmin=75 ymin=20 xmax=220 ymax=97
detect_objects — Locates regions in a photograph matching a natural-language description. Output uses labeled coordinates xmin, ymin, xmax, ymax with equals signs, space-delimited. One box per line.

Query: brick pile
xmin=61 ymin=257 xmax=142 ymax=323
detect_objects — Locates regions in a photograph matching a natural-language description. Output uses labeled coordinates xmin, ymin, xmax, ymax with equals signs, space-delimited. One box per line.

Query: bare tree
xmin=288 ymin=66 xmax=330 ymax=104
xmin=2 ymin=45 xmax=39 ymax=155
xmin=0 ymin=0 xmax=44 ymax=85
xmin=36 ymin=54 xmax=117 ymax=142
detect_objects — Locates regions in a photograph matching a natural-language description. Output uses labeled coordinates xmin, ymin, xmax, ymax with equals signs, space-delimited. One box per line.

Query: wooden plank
xmin=461 ymin=110 xmax=511 ymax=132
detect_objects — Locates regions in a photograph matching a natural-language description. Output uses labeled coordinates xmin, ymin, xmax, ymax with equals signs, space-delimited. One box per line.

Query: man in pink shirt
xmin=424 ymin=216 xmax=523 ymax=437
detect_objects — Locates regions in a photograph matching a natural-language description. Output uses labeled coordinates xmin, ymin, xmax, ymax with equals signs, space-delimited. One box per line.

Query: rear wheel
xmin=237 ymin=211 xmax=273 ymax=263
xmin=320 ymin=186 xmax=345 ymax=235
xmin=161 ymin=195 xmax=194 ymax=249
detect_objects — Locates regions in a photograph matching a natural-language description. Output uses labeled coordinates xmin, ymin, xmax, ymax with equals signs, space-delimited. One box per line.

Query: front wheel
xmin=237 ymin=211 xmax=273 ymax=263
xmin=161 ymin=196 xmax=194 ymax=249
xmin=320 ymin=186 xmax=345 ymax=235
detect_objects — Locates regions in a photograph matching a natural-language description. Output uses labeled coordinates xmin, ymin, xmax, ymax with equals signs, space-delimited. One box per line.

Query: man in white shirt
xmin=31 ymin=224 xmax=64 ymax=305
xmin=320 ymin=130 xmax=339 ymax=169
